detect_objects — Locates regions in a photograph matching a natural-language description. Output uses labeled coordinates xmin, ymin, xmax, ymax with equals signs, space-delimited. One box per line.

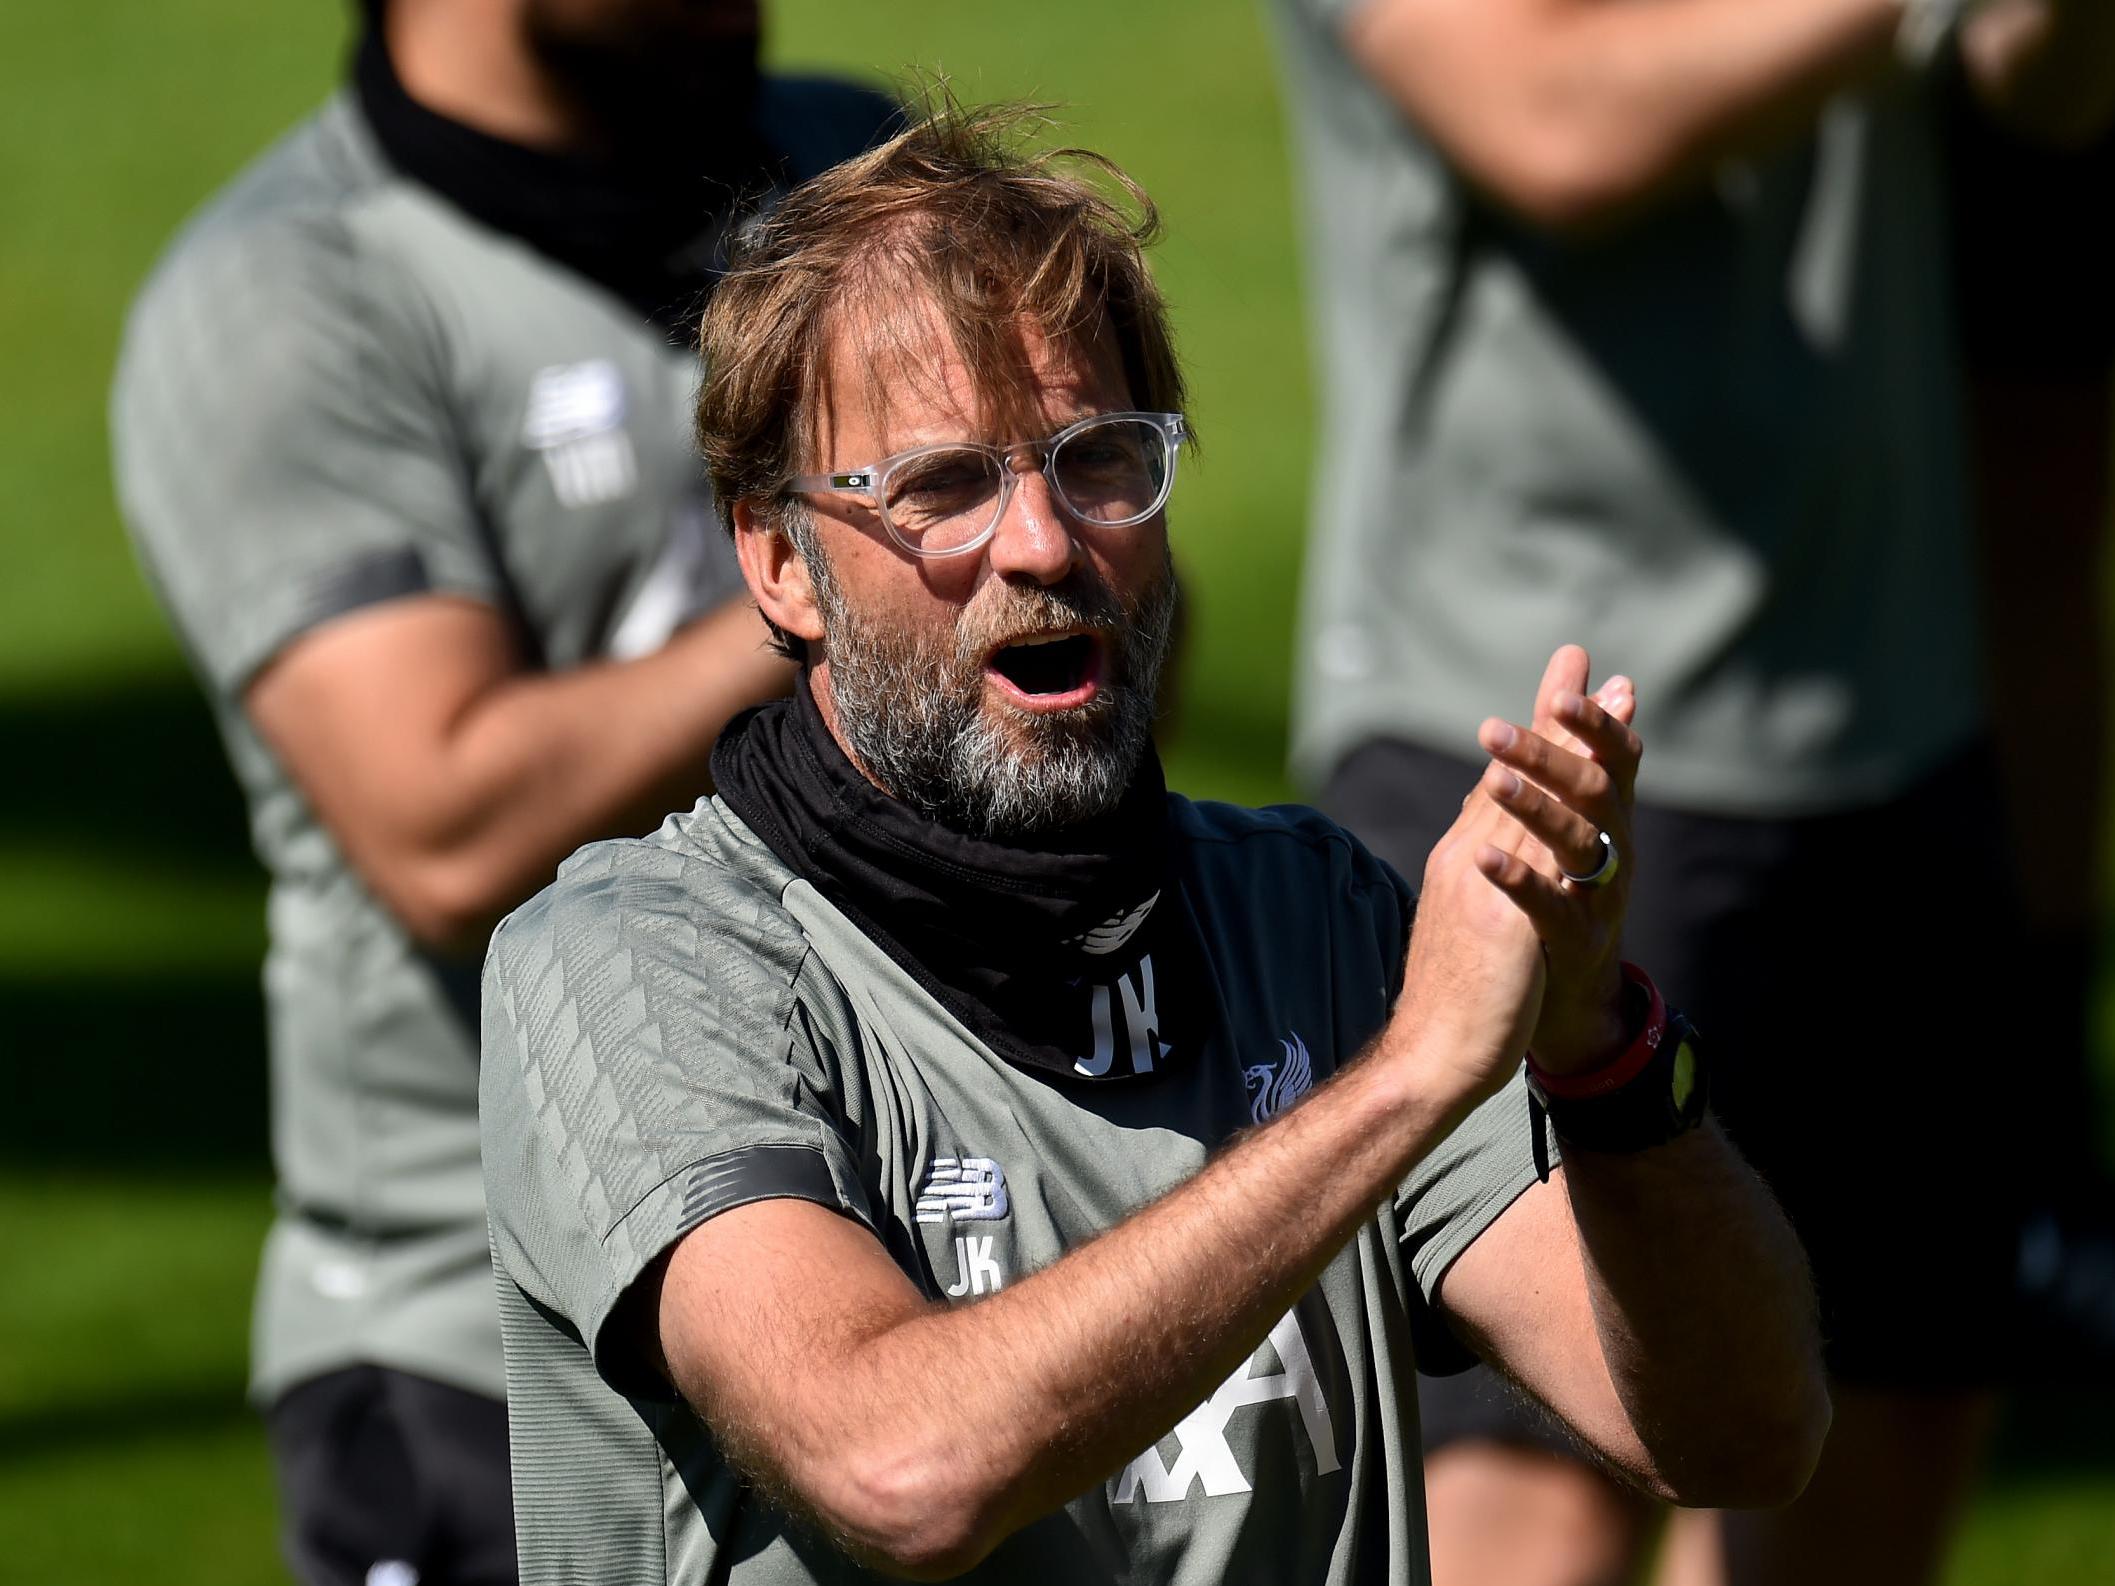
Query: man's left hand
xmin=1467 ymin=644 xmax=1641 ymax=1074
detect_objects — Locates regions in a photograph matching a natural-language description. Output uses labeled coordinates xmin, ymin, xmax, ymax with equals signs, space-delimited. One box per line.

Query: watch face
xmin=1671 ymin=1038 xmax=1698 ymax=1114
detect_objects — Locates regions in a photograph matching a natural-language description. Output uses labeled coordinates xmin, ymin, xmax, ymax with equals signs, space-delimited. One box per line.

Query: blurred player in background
xmin=1267 ymin=2 xmax=2115 ymax=1584
xmin=110 ymin=2 xmax=891 ymax=1581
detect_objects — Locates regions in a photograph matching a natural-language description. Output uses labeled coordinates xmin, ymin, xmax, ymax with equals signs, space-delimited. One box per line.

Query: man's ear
xmin=733 ymin=500 xmax=827 ymax=646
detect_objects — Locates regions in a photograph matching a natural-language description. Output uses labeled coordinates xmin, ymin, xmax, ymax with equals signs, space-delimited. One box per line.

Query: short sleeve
xmin=112 ymin=211 xmax=502 ymax=697
xmin=480 ymin=841 xmax=874 ymax=1399
xmin=1395 ymin=1075 xmax=1551 ymax=1375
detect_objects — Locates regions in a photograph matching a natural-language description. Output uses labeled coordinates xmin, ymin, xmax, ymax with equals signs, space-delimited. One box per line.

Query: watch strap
xmin=1524 ymin=966 xmax=1708 ymax=1173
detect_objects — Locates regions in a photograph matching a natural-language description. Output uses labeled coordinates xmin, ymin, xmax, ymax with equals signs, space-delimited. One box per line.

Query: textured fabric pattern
xmin=1270 ymin=0 xmax=1981 ymax=815
xmin=483 ymin=835 xmax=875 ymax=1386
xmin=483 ymin=794 xmax=1547 ymax=1585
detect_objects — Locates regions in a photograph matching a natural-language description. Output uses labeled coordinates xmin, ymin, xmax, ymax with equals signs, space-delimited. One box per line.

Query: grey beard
xmin=811 ymin=549 xmax=1177 ymax=839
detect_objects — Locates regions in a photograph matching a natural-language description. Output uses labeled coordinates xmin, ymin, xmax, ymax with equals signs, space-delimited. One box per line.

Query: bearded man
xmin=479 ymin=108 xmax=1827 ymax=1586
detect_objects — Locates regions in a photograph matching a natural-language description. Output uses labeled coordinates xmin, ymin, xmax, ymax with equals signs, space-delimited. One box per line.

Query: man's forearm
xmin=859 ymin=1052 xmax=1467 ymax=1532
xmin=1349 ymin=0 xmax=1902 ymax=228
xmin=1564 ymin=1123 xmax=1829 ymax=1502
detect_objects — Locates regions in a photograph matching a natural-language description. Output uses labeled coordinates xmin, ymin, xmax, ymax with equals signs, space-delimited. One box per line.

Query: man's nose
xmin=985 ymin=461 xmax=1082 ymax=586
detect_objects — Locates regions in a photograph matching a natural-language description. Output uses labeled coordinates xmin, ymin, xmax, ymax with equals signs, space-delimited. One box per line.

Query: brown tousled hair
xmin=694 ymin=98 xmax=1186 ymax=551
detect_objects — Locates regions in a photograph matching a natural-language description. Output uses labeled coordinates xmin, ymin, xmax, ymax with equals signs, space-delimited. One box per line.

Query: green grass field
xmin=1 ymin=3 xmax=2110 ymax=1581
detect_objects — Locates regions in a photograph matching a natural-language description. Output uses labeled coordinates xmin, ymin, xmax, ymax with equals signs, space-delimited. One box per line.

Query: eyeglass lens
xmin=881 ymin=416 xmax=1172 ymax=551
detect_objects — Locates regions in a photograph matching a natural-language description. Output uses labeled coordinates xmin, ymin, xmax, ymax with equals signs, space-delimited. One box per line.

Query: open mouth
xmin=986 ymin=632 xmax=1103 ymax=709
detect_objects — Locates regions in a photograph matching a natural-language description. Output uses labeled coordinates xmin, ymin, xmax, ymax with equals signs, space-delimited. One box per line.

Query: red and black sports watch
xmin=1524 ymin=963 xmax=1707 ymax=1177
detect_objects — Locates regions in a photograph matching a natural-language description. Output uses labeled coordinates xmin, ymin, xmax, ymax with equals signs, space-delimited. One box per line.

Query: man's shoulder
xmin=488 ymin=798 xmax=810 ymax=991
xmin=113 ymin=95 xmax=493 ymax=428
xmin=123 ymin=91 xmax=558 ymax=371
xmin=126 ymin=96 xmax=398 ymax=324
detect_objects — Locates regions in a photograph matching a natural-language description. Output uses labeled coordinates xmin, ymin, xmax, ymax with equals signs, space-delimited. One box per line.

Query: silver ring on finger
xmin=1561 ymin=829 xmax=1620 ymax=891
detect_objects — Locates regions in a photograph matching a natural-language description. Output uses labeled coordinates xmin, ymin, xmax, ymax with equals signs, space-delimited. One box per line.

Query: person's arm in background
xmin=1338 ymin=0 xmax=2114 ymax=233
xmin=1961 ymin=0 xmax=2115 ymax=146
xmin=1339 ymin=0 xmax=1905 ymax=229
xmin=247 ymin=595 xmax=788 ymax=952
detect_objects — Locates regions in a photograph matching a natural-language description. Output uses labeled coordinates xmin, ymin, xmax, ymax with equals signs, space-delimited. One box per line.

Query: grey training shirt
xmin=481 ymin=793 xmax=1546 ymax=1585
xmin=1272 ymin=0 xmax=1981 ymax=815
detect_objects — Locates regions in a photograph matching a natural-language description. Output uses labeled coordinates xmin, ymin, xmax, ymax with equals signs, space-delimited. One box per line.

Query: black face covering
xmin=351 ymin=27 xmax=766 ymax=337
xmin=711 ymin=677 xmax=1215 ymax=1083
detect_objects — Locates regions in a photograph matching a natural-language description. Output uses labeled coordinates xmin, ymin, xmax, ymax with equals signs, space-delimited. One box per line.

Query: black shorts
xmin=1325 ymin=737 xmax=2037 ymax=1444
xmin=267 ymin=1365 xmax=517 ymax=1586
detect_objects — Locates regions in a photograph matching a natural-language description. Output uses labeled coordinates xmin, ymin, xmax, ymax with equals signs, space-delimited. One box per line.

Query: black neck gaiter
xmin=351 ymin=28 xmax=764 ymax=337
xmin=711 ymin=679 xmax=1213 ymax=1083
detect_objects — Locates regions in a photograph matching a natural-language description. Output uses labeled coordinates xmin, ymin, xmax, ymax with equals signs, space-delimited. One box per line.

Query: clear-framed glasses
xmin=785 ymin=410 xmax=1188 ymax=559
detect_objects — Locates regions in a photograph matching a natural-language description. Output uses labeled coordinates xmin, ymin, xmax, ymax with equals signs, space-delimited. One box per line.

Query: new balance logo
xmin=1244 ymin=1031 xmax=1315 ymax=1124
xmin=1113 ymin=1307 xmax=1340 ymax=1503
xmin=916 ymin=1157 xmax=1009 ymax=1224
xmin=1064 ymin=891 xmax=1158 ymax=957
xmin=523 ymin=361 xmax=637 ymax=507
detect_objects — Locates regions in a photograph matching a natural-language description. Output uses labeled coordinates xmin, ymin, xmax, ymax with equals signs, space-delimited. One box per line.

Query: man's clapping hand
xmin=1389 ymin=645 xmax=1642 ymax=1108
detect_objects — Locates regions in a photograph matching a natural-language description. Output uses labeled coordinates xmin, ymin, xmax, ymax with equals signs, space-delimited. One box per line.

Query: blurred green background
xmin=1 ymin=2 xmax=2109 ymax=1582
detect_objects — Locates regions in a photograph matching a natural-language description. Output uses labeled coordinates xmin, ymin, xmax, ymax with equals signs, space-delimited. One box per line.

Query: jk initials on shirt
xmin=1075 ymin=953 xmax=1174 ymax=1079
xmin=1113 ymin=1308 xmax=1340 ymax=1503
xmin=944 ymin=1235 xmax=1005 ymax=1298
